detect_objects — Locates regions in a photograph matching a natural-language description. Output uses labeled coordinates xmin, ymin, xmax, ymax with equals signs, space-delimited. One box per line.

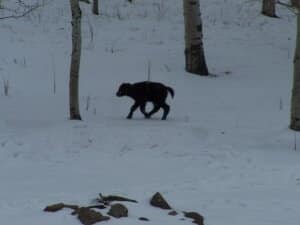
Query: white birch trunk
xmin=183 ymin=0 xmax=209 ymax=75
xmin=261 ymin=0 xmax=277 ymax=18
xmin=69 ymin=0 xmax=82 ymax=120
xmin=291 ymin=12 xmax=300 ymax=130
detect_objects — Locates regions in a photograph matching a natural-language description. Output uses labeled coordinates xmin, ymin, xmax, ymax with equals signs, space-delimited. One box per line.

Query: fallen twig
xmin=97 ymin=193 xmax=138 ymax=204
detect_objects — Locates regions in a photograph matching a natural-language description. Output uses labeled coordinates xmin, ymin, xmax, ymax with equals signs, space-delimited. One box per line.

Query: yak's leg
xmin=139 ymin=102 xmax=148 ymax=118
xmin=127 ymin=102 xmax=139 ymax=119
xmin=161 ymin=103 xmax=170 ymax=120
xmin=147 ymin=104 xmax=161 ymax=118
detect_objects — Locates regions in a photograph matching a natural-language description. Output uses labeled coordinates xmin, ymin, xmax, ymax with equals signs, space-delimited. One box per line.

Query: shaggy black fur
xmin=116 ymin=81 xmax=174 ymax=120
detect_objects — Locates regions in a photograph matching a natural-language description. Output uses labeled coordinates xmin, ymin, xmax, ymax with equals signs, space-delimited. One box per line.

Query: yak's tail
xmin=167 ymin=86 xmax=174 ymax=98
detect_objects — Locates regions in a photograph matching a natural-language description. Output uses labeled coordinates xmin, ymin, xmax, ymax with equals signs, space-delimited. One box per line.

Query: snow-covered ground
xmin=1 ymin=0 xmax=300 ymax=224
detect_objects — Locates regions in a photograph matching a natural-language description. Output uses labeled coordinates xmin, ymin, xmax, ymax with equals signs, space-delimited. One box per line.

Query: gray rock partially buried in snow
xmin=107 ymin=203 xmax=128 ymax=218
xmin=77 ymin=207 xmax=110 ymax=225
xmin=150 ymin=192 xmax=172 ymax=210
xmin=184 ymin=211 xmax=204 ymax=225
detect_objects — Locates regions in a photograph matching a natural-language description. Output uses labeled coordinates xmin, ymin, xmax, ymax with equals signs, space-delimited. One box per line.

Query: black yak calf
xmin=116 ymin=81 xmax=174 ymax=120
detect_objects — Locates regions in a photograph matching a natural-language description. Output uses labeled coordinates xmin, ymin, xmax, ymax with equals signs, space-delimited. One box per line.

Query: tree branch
xmin=277 ymin=0 xmax=293 ymax=8
xmin=79 ymin=0 xmax=91 ymax=3
xmin=97 ymin=193 xmax=138 ymax=204
xmin=0 ymin=2 xmax=41 ymax=20
xmin=277 ymin=0 xmax=299 ymax=14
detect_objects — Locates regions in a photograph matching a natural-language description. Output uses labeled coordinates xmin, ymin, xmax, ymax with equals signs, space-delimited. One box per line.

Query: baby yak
xmin=116 ymin=81 xmax=174 ymax=120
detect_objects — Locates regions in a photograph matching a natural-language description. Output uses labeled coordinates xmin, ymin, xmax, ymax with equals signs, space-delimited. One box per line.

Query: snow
xmin=1 ymin=0 xmax=300 ymax=224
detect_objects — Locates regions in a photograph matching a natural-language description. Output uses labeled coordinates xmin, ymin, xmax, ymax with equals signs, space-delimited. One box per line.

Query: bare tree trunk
xmin=291 ymin=0 xmax=300 ymax=9
xmin=69 ymin=0 xmax=82 ymax=120
xmin=261 ymin=0 xmax=277 ymax=18
xmin=291 ymin=13 xmax=300 ymax=130
xmin=183 ymin=0 xmax=209 ymax=76
xmin=92 ymin=0 xmax=99 ymax=15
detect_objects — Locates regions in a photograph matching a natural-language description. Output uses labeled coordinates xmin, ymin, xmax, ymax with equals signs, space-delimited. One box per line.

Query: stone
xmin=44 ymin=203 xmax=65 ymax=212
xmin=150 ymin=192 xmax=172 ymax=210
xmin=168 ymin=210 xmax=178 ymax=216
xmin=184 ymin=211 xmax=204 ymax=225
xmin=107 ymin=203 xmax=128 ymax=218
xmin=77 ymin=207 xmax=110 ymax=225
xmin=139 ymin=217 xmax=150 ymax=221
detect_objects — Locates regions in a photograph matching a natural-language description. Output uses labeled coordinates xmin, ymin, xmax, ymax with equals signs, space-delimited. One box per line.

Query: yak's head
xmin=116 ymin=83 xmax=132 ymax=97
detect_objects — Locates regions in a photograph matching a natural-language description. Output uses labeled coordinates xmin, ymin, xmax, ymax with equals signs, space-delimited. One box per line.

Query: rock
xmin=107 ymin=203 xmax=128 ymax=218
xmin=139 ymin=217 xmax=150 ymax=221
xmin=168 ymin=210 xmax=178 ymax=216
xmin=150 ymin=192 xmax=171 ymax=210
xmin=44 ymin=202 xmax=79 ymax=213
xmin=77 ymin=207 xmax=110 ymax=225
xmin=44 ymin=203 xmax=65 ymax=212
xmin=183 ymin=211 xmax=204 ymax=225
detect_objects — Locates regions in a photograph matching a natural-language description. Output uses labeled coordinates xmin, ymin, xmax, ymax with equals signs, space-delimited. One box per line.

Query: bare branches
xmin=277 ymin=0 xmax=299 ymax=14
xmin=97 ymin=193 xmax=138 ymax=205
xmin=79 ymin=0 xmax=91 ymax=3
xmin=277 ymin=0 xmax=293 ymax=8
xmin=0 ymin=0 xmax=88 ymax=20
xmin=0 ymin=0 xmax=42 ymax=20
